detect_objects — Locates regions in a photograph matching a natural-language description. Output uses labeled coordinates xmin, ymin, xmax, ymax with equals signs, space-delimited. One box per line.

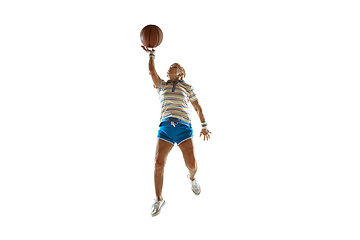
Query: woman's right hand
xmin=141 ymin=45 xmax=155 ymax=54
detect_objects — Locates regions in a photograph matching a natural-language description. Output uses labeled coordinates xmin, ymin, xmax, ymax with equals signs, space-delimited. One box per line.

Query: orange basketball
xmin=140 ymin=25 xmax=163 ymax=48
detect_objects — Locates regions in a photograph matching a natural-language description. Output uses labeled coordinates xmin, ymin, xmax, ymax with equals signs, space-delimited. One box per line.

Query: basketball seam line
xmin=149 ymin=27 xmax=152 ymax=48
xmin=156 ymin=27 xmax=159 ymax=47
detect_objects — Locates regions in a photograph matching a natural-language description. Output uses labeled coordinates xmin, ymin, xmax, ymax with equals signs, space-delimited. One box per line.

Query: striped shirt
xmin=155 ymin=79 xmax=198 ymax=126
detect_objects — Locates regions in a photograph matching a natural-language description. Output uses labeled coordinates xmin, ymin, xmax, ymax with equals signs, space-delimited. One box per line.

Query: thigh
xmin=178 ymin=138 xmax=195 ymax=162
xmin=155 ymin=138 xmax=174 ymax=165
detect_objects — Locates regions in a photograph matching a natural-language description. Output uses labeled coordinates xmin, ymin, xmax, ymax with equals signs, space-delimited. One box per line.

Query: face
xmin=167 ymin=65 xmax=182 ymax=81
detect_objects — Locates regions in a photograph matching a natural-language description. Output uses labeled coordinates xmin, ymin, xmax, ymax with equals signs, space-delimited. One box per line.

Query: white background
xmin=1 ymin=0 xmax=359 ymax=239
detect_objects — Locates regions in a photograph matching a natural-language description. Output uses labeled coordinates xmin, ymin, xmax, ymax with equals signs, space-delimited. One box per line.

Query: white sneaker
xmin=151 ymin=199 xmax=166 ymax=217
xmin=187 ymin=174 xmax=201 ymax=195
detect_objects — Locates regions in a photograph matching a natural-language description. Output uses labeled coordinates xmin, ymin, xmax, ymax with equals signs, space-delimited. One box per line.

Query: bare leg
xmin=154 ymin=139 xmax=173 ymax=201
xmin=178 ymin=138 xmax=197 ymax=181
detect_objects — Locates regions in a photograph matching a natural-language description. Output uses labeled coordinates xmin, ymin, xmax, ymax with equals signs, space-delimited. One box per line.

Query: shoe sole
xmin=151 ymin=201 xmax=166 ymax=217
xmin=192 ymin=188 xmax=201 ymax=196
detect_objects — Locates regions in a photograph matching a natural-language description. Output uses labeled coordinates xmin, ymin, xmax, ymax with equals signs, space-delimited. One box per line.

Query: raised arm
xmin=142 ymin=45 xmax=161 ymax=88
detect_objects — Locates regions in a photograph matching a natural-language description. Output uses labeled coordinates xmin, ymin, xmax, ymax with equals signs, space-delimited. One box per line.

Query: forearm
xmin=148 ymin=54 xmax=161 ymax=87
xmin=196 ymin=109 xmax=206 ymax=123
xmin=149 ymin=57 xmax=157 ymax=75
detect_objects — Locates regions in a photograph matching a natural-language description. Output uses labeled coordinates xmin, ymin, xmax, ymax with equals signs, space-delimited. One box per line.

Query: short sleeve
xmin=154 ymin=79 xmax=166 ymax=93
xmin=188 ymin=86 xmax=198 ymax=103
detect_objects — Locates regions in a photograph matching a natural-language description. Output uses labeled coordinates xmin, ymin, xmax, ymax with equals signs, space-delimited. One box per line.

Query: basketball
xmin=140 ymin=25 xmax=163 ymax=48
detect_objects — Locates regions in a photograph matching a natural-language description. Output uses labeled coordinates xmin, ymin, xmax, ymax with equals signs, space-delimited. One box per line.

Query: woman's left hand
xmin=200 ymin=128 xmax=212 ymax=141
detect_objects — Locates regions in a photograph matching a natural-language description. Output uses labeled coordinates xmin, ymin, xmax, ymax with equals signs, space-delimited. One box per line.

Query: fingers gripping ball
xmin=140 ymin=25 xmax=163 ymax=48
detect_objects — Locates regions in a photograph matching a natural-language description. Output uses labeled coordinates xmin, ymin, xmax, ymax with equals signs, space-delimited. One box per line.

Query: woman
xmin=141 ymin=45 xmax=212 ymax=217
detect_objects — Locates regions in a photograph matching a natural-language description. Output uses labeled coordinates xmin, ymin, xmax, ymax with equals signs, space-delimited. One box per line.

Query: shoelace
xmin=191 ymin=180 xmax=199 ymax=189
xmin=153 ymin=200 xmax=162 ymax=209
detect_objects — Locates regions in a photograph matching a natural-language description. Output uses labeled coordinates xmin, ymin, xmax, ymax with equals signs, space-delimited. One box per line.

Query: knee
xmin=186 ymin=158 xmax=197 ymax=171
xmin=154 ymin=157 xmax=166 ymax=171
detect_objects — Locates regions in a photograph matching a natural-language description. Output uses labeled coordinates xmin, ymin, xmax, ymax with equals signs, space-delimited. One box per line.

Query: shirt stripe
xmin=156 ymin=79 xmax=198 ymax=126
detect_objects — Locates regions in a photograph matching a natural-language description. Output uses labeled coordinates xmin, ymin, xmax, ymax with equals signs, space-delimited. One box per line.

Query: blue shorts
xmin=157 ymin=121 xmax=193 ymax=145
